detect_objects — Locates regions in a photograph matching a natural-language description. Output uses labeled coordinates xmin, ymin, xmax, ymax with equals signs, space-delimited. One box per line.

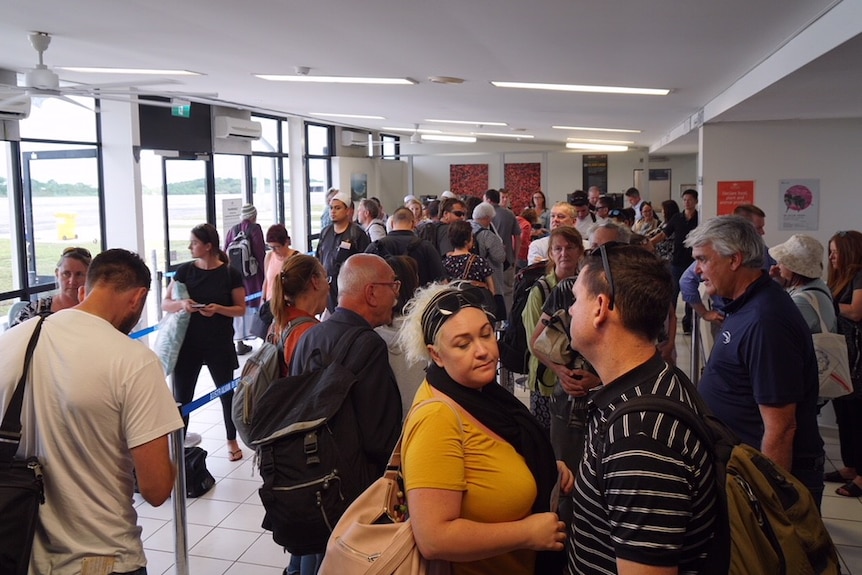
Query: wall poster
xmin=779 ymin=179 xmax=820 ymax=231
xmin=716 ymin=180 xmax=755 ymax=215
xmin=350 ymin=173 xmax=368 ymax=202
xmin=504 ymin=162 xmax=541 ymax=212
xmin=450 ymin=164 xmax=489 ymax=198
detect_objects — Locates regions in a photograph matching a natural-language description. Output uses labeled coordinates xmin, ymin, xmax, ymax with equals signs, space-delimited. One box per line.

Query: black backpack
xmin=498 ymin=262 xmax=550 ymax=374
xmin=367 ymin=235 xmax=423 ymax=261
xmin=597 ymin=370 xmax=840 ymax=575
xmin=415 ymin=220 xmax=441 ymax=251
xmin=250 ymin=326 xmax=373 ymax=555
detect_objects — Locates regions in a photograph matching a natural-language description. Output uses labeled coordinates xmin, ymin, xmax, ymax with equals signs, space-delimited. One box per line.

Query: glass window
xmin=19 ymin=96 xmax=98 ymax=142
xmin=307 ymin=123 xmax=331 ymax=156
xmin=307 ymin=158 xmax=330 ymax=248
xmin=139 ymin=150 xmax=166 ymax=276
xmin=0 ymin=141 xmax=23 ymax=308
xmin=213 ymin=154 xmax=247 ymax=246
xmin=381 ymin=134 xmax=400 ymax=159
xmin=165 ymin=158 xmax=208 ymax=268
xmin=252 ymin=116 xmax=279 ymax=153
xmin=18 ymin=142 xmax=101 ymax=293
xmin=252 ymin=155 xmax=282 ymax=234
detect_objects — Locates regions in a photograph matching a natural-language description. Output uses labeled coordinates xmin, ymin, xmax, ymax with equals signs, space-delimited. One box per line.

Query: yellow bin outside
xmin=55 ymin=213 xmax=78 ymax=240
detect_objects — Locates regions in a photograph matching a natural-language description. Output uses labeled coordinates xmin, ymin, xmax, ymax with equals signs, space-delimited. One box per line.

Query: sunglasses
xmin=62 ymin=247 xmax=93 ymax=262
xmin=449 ymin=210 xmax=466 ymax=218
xmin=584 ymin=242 xmax=627 ymax=310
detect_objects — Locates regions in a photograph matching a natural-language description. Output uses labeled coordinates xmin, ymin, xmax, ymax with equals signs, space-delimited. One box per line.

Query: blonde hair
xmin=396 ymin=282 xmax=453 ymax=366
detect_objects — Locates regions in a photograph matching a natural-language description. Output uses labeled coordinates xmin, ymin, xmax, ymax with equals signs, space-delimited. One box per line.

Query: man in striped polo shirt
xmin=566 ymin=244 xmax=719 ymax=575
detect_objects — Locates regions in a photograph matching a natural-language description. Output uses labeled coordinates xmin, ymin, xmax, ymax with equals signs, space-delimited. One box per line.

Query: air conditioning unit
xmin=0 ymin=97 xmax=32 ymax=120
xmin=213 ymin=116 xmax=262 ymax=140
xmin=341 ymin=129 xmax=369 ymax=147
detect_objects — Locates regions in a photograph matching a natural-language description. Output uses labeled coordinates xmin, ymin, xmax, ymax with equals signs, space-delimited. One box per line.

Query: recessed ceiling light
xmin=567 ymin=137 xmax=634 ymax=145
xmin=427 ymin=76 xmax=464 ymax=84
xmin=255 ymin=74 xmax=417 ymax=85
xmin=474 ymin=132 xmax=534 ymax=139
xmin=309 ymin=113 xmax=386 ymax=120
xmin=425 ymin=119 xmax=507 ymax=127
xmin=553 ymin=125 xmax=642 ymax=133
xmin=422 ymin=134 xmax=477 ymax=143
xmin=565 ymin=143 xmax=628 ymax=152
xmin=59 ymin=67 xmax=201 ymax=75
xmin=492 ymin=81 xmax=670 ymax=96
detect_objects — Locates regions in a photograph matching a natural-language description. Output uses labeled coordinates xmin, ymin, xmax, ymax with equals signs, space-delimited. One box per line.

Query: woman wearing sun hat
xmin=769 ymin=234 xmax=836 ymax=334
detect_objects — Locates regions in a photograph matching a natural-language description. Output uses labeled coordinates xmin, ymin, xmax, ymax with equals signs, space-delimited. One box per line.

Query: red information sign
xmin=716 ymin=181 xmax=755 ymax=215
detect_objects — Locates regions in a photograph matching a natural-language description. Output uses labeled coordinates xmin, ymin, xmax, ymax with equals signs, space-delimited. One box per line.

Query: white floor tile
xmin=162 ymin=555 xmax=234 ymax=575
xmin=219 ymin=502 xmax=267 ymax=532
xmin=838 ymin=545 xmax=862 ymax=575
xmin=190 ymin=527 xmax=260 ymax=561
xmin=224 ymin=562 xmax=284 ymax=575
xmin=143 ymin=548 xmax=175 ymax=575
xmin=197 ymin=477 xmax=260 ymax=503
xmin=185 ymin=498 xmax=241 ymax=526
xmin=822 ymin=494 xmax=862 ymax=522
xmin=145 ymin=521 xmax=213 ymax=553
xmin=237 ymin=533 xmax=290 ymax=568
xmin=138 ymin=516 xmax=169 ymax=542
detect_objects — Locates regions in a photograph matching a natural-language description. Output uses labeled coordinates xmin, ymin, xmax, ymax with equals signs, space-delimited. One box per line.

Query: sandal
xmin=228 ymin=448 xmax=243 ymax=462
xmin=835 ymin=481 xmax=862 ymax=498
xmin=824 ymin=469 xmax=853 ymax=482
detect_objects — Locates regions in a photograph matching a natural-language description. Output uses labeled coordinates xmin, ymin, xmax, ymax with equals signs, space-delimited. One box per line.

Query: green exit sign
xmin=171 ymin=104 xmax=191 ymax=118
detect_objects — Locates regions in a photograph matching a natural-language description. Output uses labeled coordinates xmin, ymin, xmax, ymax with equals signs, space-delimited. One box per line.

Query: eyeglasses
xmin=584 ymin=242 xmax=625 ymax=310
xmin=62 ymin=247 xmax=92 ymax=262
xmin=370 ymin=280 xmax=401 ymax=293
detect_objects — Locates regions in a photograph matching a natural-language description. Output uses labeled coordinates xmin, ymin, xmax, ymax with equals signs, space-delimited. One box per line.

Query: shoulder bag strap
xmin=797 ymin=290 xmax=830 ymax=334
xmin=0 ymin=316 xmax=45 ymax=461
xmin=463 ymin=254 xmax=477 ymax=279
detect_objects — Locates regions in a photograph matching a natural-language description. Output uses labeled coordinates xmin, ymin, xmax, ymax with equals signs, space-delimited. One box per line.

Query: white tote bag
xmin=799 ymin=291 xmax=853 ymax=399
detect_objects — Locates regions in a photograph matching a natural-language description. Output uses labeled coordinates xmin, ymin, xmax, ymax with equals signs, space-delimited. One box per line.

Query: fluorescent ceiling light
xmin=309 ymin=113 xmax=385 ymax=120
xmin=474 ymin=132 xmax=534 ymax=139
xmin=567 ymin=137 xmax=634 ymax=145
xmin=421 ymin=134 xmax=477 ymax=143
xmin=381 ymin=126 xmax=442 ymax=134
xmin=492 ymin=81 xmax=669 ymax=96
xmin=554 ymin=125 xmax=641 ymax=133
xmin=566 ymin=143 xmax=628 ymax=152
xmin=425 ymin=118 xmax=507 ymax=127
xmin=255 ymin=74 xmax=416 ymax=85
xmin=60 ymin=67 xmax=201 ymax=75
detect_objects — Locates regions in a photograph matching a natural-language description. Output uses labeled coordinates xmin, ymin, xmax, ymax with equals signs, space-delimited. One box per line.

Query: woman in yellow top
xmin=397 ymin=282 xmax=573 ymax=575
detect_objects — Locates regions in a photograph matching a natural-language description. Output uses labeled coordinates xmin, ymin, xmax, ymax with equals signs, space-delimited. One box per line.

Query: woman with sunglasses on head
xmin=522 ymin=226 xmax=584 ymax=431
xmin=163 ymin=223 xmax=246 ymax=462
xmin=826 ymin=230 xmax=862 ymax=497
xmin=397 ymin=282 xmax=572 ymax=574
xmin=11 ymin=246 xmax=92 ymax=327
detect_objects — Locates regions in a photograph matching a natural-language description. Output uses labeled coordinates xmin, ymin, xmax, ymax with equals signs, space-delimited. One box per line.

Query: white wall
xmin=700 ymin=118 xmax=862 ymax=252
xmin=331 ymin=156 xmax=406 ymax=212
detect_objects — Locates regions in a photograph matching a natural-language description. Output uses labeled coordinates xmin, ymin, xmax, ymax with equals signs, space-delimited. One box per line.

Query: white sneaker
xmin=184 ymin=432 xmax=202 ymax=448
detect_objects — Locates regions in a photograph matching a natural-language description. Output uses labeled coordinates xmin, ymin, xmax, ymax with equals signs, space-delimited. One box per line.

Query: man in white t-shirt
xmin=527 ymin=202 xmax=576 ymax=264
xmin=0 ymin=249 xmax=183 ymax=575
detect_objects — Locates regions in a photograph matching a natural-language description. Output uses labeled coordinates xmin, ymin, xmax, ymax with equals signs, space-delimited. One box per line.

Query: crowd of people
xmin=1 ymin=184 xmax=856 ymax=575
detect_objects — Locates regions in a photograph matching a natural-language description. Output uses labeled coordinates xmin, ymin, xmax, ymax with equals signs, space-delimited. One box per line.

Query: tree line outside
xmin=0 ymin=177 xmax=244 ymax=197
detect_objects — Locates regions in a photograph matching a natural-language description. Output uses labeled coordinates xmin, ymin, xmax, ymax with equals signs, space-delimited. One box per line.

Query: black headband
xmin=421 ymin=282 xmax=497 ymax=345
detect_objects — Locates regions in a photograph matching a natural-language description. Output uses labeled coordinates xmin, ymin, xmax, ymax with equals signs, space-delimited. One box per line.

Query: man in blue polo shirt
xmin=685 ymin=215 xmax=825 ymax=505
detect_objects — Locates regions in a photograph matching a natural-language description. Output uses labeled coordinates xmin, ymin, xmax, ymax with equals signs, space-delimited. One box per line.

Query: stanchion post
xmin=170 ymin=397 xmax=190 ymax=575
xmin=690 ymin=317 xmax=702 ymax=385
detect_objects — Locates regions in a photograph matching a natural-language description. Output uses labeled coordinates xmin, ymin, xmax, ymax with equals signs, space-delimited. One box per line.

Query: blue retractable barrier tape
xmin=181 ymin=378 xmax=240 ymax=417
xmin=129 ymin=325 xmax=158 ymax=339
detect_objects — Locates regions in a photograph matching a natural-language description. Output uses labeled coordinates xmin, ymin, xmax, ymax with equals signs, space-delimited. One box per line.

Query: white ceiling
xmin=1 ymin=0 xmax=861 ymax=155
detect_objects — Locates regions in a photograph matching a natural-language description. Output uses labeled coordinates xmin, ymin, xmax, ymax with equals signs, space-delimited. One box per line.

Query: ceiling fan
xmin=0 ymin=32 xmax=217 ymax=112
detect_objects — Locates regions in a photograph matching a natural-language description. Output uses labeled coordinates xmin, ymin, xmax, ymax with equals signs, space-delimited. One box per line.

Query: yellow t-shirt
xmin=403 ymin=382 xmax=537 ymax=575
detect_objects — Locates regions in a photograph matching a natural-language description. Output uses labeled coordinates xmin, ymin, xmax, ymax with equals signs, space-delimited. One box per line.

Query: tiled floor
xmin=136 ymin=330 xmax=862 ymax=574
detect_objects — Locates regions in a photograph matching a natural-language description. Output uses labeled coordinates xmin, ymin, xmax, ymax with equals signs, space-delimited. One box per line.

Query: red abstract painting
xmin=504 ymin=163 xmax=541 ymax=213
xmin=450 ymin=164 xmax=489 ymax=198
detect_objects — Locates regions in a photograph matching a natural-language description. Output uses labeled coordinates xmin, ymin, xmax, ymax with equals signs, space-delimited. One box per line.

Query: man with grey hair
xmin=587 ymin=220 xmax=631 ymax=248
xmin=290 ymin=253 xmax=403 ymax=568
xmin=685 ymin=215 xmax=825 ymax=505
xmin=357 ymin=198 xmax=387 ymax=242
xmin=471 ymin=201 xmax=507 ymax=319
xmin=528 ymin=202 xmax=576 ymax=264
xmin=484 ymin=188 xmax=520 ymax=312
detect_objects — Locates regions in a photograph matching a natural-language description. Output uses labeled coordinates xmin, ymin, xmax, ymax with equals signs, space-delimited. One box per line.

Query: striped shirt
xmin=569 ymin=354 xmax=718 ymax=575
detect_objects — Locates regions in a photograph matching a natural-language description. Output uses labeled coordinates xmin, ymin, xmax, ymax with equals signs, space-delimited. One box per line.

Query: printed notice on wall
xmin=716 ymin=181 xmax=754 ymax=215
xmin=779 ymin=179 xmax=819 ymax=231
